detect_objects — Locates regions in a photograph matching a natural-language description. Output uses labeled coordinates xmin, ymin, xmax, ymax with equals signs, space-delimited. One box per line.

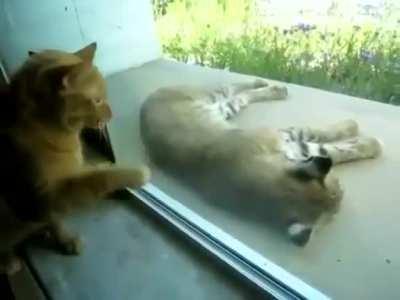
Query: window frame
xmin=128 ymin=184 xmax=329 ymax=300
xmin=0 ymin=55 xmax=329 ymax=300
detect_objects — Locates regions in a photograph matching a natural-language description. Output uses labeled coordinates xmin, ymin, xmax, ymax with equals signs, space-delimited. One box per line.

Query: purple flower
xmin=292 ymin=22 xmax=316 ymax=32
xmin=359 ymin=49 xmax=375 ymax=63
xmin=391 ymin=59 xmax=400 ymax=74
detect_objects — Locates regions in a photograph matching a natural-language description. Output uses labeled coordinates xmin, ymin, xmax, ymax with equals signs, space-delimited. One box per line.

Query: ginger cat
xmin=0 ymin=43 xmax=150 ymax=274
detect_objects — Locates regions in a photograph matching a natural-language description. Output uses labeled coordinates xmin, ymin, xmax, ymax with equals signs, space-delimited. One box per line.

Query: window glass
xmin=110 ymin=1 xmax=400 ymax=298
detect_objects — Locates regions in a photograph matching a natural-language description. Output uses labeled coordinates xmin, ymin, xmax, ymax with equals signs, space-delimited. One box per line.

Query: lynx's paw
xmin=342 ymin=119 xmax=359 ymax=137
xmin=263 ymin=85 xmax=288 ymax=100
xmin=247 ymin=85 xmax=288 ymax=103
xmin=334 ymin=119 xmax=359 ymax=139
xmin=355 ymin=137 xmax=382 ymax=158
xmin=325 ymin=175 xmax=343 ymax=213
xmin=253 ymin=79 xmax=270 ymax=88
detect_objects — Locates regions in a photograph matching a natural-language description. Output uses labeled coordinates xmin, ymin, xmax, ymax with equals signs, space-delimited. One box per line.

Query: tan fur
xmin=141 ymin=80 xmax=381 ymax=246
xmin=0 ymin=43 xmax=150 ymax=274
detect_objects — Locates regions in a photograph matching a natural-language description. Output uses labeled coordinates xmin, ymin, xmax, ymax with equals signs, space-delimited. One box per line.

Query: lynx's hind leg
xmin=214 ymin=80 xmax=288 ymax=120
xmin=229 ymin=79 xmax=270 ymax=95
xmin=315 ymin=119 xmax=360 ymax=142
xmin=238 ymin=85 xmax=288 ymax=103
xmin=284 ymin=119 xmax=359 ymax=145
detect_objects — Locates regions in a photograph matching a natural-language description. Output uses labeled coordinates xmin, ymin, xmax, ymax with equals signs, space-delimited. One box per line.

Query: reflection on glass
xmin=108 ymin=1 xmax=399 ymax=298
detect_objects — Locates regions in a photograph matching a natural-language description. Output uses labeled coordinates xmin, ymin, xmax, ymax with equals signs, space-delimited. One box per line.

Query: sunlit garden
xmin=153 ymin=0 xmax=400 ymax=104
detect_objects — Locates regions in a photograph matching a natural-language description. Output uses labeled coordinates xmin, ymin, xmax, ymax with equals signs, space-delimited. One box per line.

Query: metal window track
xmin=129 ymin=184 xmax=330 ymax=300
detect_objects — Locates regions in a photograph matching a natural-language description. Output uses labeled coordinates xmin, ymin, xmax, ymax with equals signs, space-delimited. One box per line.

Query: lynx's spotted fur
xmin=141 ymin=80 xmax=381 ymax=246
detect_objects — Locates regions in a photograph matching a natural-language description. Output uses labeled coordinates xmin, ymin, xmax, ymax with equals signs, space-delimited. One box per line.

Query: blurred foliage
xmin=154 ymin=0 xmax=400 ymax=104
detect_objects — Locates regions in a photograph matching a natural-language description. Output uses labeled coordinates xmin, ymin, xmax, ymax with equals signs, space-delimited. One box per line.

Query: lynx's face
xmin=284 ymin=156 xmax=342 ymax=209
xmin=277 ymin=155 xmax=343 ymax=246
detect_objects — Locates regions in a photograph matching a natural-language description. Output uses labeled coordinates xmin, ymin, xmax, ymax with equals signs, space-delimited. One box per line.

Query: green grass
xmin=154 ymin=0 xmax=400 ymax=105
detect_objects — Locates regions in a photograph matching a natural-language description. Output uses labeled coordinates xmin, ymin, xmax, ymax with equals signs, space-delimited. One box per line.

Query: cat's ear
xmin=45 ymin=63 xmax=84 ymax=89
xmin=28 ymin=50 xmax=37 ymax=57
xmin=74 ymin=42 xmax=97 ymax=63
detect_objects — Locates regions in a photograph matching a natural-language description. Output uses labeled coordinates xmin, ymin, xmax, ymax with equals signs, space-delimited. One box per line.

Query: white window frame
xmin=129 ymin=184 xmax=330 ymax=300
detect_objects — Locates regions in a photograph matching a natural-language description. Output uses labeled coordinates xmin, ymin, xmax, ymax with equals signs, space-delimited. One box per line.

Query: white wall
xmin=0 ymin=0 xmax=162 ymax=76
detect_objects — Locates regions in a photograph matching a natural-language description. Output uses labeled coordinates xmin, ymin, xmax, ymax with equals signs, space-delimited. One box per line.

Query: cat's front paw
xmin=57 ymin=235 xmax=83 ymax=255
xmin=121 ymin=166 xmax=151 ymax=188
xmin=0 ymin=255 xmax=22 ymax=275
xmin=96 ymin=161 xmax=114 ymax=169
xmin=136 ymin=166 xmax=152 ymax=186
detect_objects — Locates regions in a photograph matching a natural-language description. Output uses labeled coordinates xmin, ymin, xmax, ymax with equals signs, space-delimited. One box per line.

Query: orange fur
xmin=0 ymin=43 xmax=150 ymax=274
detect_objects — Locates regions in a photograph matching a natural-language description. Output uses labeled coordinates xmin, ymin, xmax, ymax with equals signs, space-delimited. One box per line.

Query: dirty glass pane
xmin=110 ymin=1 xmax=399 ymax=298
